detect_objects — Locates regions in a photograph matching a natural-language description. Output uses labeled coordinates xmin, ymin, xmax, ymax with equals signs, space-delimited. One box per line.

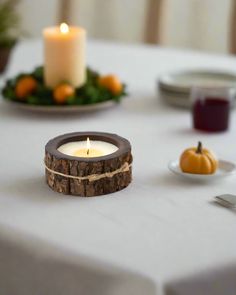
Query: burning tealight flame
xmin=60 ymin=22 xmax=69 ymax=34
xmin=86 ymin=137 xmax=91 ymax=155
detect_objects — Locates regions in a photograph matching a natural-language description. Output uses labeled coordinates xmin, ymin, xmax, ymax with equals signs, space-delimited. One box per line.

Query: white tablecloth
xmin=1 ymin=40 xmax=236 ymax=295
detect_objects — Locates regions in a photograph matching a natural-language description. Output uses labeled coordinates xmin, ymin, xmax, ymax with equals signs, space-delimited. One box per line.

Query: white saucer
xmin=168 ymin=159 xmax=236 ymax=181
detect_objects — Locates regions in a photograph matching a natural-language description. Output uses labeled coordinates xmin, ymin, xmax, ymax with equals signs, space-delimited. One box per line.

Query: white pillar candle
xmin=58 ymin=138 xmax=118 ymax=158
xmin=43 ymin=23 xmax=86 ymax=88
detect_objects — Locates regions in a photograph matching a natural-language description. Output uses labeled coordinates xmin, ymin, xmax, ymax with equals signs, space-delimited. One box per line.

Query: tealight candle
xmin=58 ymin=137 xmax=118 ymax=158
xmin=45 ymin=132 xmax=133 ymax=197
xmin=43 ymin=23 xmax=86 ymax=88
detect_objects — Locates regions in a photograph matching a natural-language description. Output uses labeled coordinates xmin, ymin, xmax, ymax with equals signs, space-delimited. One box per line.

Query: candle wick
xmin=87 ymin=149 xmax=89 ymax=155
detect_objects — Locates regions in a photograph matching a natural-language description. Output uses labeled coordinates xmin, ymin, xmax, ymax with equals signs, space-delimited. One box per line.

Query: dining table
xmin=0 ymin=39 xmax=236 ymax=295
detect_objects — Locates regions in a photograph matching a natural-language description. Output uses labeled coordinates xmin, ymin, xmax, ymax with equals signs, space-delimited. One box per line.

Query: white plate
xmin=168 ymin=159 xmax=236 ymax=181
xmin=159 ymin=89 xmax=190 ymax=108
xmin=3 ymin=99 xmax=117 ymax=113
xmin=159 ymin=77 xmax=236 ymax=109
xmin=159 ymin=70 xmax=236 ymax=93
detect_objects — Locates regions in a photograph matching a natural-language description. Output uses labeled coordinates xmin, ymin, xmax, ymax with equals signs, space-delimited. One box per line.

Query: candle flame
xmin=60 ymin=22 xmax=69 ymax=34
xmin=86 ymin=137 xmax=91 ymax=155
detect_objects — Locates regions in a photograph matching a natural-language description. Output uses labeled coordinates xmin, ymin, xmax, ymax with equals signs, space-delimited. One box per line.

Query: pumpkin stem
xmin=196 ymin=141 xmax=202 ymax=154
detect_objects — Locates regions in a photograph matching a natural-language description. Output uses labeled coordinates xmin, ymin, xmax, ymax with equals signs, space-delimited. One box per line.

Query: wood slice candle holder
xmin=45 ymin=132 xmax=132 ymax=197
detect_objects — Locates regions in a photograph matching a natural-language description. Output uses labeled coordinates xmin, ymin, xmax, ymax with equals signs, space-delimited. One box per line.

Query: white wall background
xmin=17 ymin=0 xmax=232 ymax=53
xmin=70 ymin=0 xmax=148 ymax=43
xmin=17 ymin=0 xmax=59 ymax=37
xmin=161 ymin=0 xmax=231 ymax=53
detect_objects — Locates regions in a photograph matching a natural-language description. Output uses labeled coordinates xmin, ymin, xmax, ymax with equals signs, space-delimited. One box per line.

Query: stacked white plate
xmin=158 ymin=70 xmax=236 ymax=108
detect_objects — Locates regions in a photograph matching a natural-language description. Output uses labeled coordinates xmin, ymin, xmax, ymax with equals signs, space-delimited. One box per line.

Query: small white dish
xmin=168 ymin=159 xmax=236 ymax=181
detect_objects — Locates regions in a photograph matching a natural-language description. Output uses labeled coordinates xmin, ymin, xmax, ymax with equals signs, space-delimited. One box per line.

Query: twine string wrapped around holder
xmin=44 ymin=161 xmax=131 ymax=182
xmin=45 ymin=132 xmax=133 ymax=197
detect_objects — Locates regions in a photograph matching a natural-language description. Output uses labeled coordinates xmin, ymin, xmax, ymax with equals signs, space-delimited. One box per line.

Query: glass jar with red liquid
xmin=191 ymin=87 xmax=235 ymax=132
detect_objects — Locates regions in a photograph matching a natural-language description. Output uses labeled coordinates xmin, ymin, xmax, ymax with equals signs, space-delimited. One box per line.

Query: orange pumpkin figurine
xmin=15 ymin=76 xmax=37 ymax=99
xmin=180 ymin=141 xmax=218 ymax=174
xmin=98 ymin=74 xmax=123 ymax=95
xmin=53 ymin=83 xmax=75 ymax=104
